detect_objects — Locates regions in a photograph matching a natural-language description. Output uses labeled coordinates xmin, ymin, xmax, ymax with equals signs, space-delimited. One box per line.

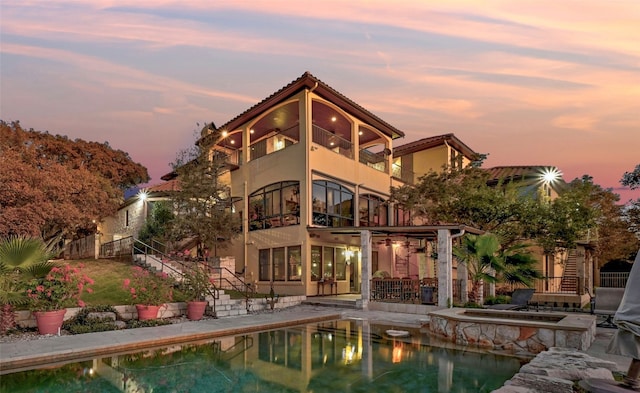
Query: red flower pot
xmin=136 ymin=304 xmax=160 ymax=320
xmin=33 ymin=309 xmax=66 ymax=335
xmin=187 ymin=301 xmax=207 ymax=321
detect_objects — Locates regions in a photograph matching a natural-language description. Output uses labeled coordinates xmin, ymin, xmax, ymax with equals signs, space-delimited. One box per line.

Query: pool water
xmin=1 ymin=319 xmax=523 ymax=392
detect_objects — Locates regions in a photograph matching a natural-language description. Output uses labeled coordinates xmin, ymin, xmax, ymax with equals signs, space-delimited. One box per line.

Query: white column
xmin=360 ymin=229 xmax=372 ymax=310
xmin=437 ymin=229 xmax=453 ymax=308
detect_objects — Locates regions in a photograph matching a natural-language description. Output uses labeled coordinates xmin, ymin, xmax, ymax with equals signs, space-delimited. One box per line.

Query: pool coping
xmin=0 ymin=311 xmax=341 ymax=375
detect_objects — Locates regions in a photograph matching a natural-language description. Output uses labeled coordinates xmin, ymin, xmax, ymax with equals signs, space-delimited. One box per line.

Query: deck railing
xmin=312 ymin=125 xmax=353 ymax=159
xmin=359 ymin=149 xmax=387 ymax=173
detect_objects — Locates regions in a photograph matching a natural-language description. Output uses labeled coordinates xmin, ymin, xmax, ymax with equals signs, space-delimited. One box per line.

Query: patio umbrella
xmin=607 ymin=249 xmax=640 ymax=389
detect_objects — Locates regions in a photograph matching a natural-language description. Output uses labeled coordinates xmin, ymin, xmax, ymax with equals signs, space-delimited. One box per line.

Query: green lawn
xmin=64 ymin=259 xmax=255 ymax=306
xmin=66 ymin=259 xmax=137 ymax=306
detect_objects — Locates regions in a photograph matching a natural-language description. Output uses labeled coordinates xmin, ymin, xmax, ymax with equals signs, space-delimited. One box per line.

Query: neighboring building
xmin=98 ymin=179 xmax=179 ymax=251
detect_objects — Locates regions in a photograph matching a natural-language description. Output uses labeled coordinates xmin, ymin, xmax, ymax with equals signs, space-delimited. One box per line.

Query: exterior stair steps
xmin=560 ymin=250 xmax=578 ymax=292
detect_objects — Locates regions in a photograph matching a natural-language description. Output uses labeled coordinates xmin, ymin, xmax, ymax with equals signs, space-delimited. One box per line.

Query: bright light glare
xmin=541 ymin=168 xmax=561 ymax=183
xmin=138 ymin=191 xmax=148 ymax=201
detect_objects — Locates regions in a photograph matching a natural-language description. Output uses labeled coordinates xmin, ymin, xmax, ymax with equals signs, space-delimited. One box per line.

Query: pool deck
xmin=0 ymin=304 xmax=631 ymax=376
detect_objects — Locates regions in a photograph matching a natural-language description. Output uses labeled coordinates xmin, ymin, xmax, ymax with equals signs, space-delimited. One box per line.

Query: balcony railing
xmin=249 ymin=124 xmax=299 ymax=161
xmin=312 ymin=125 xmax=353 ymax=159
xmin=359 ymin=149 xmax=388 ymax=173
xmin=391 ymin=164 xmax=415 ymax=184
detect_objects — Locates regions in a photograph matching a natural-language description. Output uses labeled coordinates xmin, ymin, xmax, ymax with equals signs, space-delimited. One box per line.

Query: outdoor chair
xmin=486 ymin=288 xmax=535 ymax=310
xmin=590 ymin=287 xmax=625 ymax=328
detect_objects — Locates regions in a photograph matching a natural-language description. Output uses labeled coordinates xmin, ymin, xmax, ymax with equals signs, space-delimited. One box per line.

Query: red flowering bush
xmin=25 ymin=264 xmax=94 ymax=311
xmin=123 ymin=266 xmax=174 ymax=306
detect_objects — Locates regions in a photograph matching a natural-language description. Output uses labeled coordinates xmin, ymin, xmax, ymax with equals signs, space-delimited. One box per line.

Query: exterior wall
xmin=223 ymin=90 xmax=401 ymax=297
xmin=412 ymin=145 xmax=448 ymax=176
xmin=99 ymin=197 xmax=150 ymax=243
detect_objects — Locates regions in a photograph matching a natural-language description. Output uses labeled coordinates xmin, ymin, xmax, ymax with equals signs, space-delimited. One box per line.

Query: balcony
xmin=359 ymin=149 xmax=387 ymax=173
xmin=391 ymin=164 xmax=415 ymax=184
xmin=249 ymin=124 xmax=299 ymax=161
xmin=312 ymin=125 xmax=353 ymax=159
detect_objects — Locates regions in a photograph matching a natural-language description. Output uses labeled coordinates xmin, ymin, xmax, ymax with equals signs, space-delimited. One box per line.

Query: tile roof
xmin=146 ymin=178 xmax=180 ymax=193
xmin=208 ymin=72 xmax=405 ymax=141
xmin=393 ymin=133 xmax=478 ymax=159
xmin=484 ymin=165 xmax=559 ymax=181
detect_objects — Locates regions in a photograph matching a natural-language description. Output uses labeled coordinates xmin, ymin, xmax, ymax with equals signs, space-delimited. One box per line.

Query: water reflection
xmin=1 ymin=319 xmax=522 ymax=393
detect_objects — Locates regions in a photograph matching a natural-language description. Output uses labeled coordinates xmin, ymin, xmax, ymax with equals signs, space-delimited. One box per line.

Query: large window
xmin=249 ymin=181 xmax=300 ymax=230
xmin=311 ymin=246 xmax=322 ymax=281
xmin=259 ymin=249 xmax=270 ymax=281
xmin=260 ymin=245 xmax=301 ymax=282
xmin=273 ymin=247 xmax=285 ymax=281
xmin=359 ymin=194 xmax=388 ymax=227
xmin=312 ymin=180 xmax=353 ymax=227
xmin=394 ymin=205 xmax=412 ymax=226
xmin=288 ymin=246 xmax=301 ymax=281
xmin=310 ymin=246 xmax=348 ymax=281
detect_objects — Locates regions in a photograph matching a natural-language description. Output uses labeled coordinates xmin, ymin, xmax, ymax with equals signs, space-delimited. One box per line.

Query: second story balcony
xmin=312 ymin=124 xmax=353 ymax=159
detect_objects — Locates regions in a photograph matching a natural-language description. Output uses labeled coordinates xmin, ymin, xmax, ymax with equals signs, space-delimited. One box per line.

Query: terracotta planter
xmin=187 ymin=301 xmax=207 ymax=321
xmin=136 ymin=304 xmax=160 ymax=320
xmin=33 ymin=309 xmax=66 ymax=335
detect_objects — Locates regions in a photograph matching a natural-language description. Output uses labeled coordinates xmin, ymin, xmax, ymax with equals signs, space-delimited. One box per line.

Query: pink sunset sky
xmin=1 ymin=1 xmax=638 ymax=202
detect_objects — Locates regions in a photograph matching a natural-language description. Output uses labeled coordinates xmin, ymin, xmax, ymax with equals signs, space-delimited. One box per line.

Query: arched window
xmin=359 ymin=194 xmax=387 ymax=227
xmin=312 ymin=180 xmax=354 ymax=227
xmin=248 ymin=181 xmax=300 ymax=231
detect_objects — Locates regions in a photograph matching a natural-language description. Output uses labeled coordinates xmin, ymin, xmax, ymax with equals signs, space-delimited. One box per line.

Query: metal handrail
xmin=132 ymin=239 xmax=220 ymax=315
xmin=132 ymin=238 xmax=256 ymax=314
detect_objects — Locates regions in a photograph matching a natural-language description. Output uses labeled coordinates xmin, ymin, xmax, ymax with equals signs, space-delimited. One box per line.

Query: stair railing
xmin=132 ymin=239 xmax=222 ymax=316
xmin=207 ymin=265 xmax=256 ymax=312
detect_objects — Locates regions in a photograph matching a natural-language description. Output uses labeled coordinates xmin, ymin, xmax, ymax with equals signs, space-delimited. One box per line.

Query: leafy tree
xmin=621 ymin=164 xmax=640 ymax=240
xmin=0 ymin=121 xmax=149 ymax=242
xmin=168 ymin=131 xmax=241 ymax=255
xmin=138 ymin=201 xmax=175 ymax=246
xmin=621 ymin=164 xmax=640 ymax=189
xmin=537 ymin=175 xmax=639 ymax=265
xmin=390 ymin=167 xmax=545 ymax=248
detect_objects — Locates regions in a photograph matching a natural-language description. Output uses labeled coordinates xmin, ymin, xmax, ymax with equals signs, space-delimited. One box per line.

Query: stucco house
xmin=98 ymin=72 xmax=592 ymax=308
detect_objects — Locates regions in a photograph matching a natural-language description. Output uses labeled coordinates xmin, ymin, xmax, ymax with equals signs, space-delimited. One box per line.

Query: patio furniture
xmin=591 ymin=287 xmax=625 ymax=328
xmin=486 ymin=288 xmax=535 ymax=310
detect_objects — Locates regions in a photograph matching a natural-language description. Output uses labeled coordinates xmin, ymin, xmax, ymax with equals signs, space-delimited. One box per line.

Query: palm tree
xmin=453 ymin=233 xmax=501 ymax=305
xmin=0 ymin=236 xmax=58 ymax=333
xmin=454 ymin=233 xmax=542 ymax=305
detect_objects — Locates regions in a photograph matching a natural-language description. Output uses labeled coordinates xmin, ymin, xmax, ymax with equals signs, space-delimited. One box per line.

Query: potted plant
xmin=123 ymin=266 xmax=174 ymax=320
xmin=24 ymin=263 xmax=94 ymax=334
xmin=180 ymin=263 xmax=211 ymax=321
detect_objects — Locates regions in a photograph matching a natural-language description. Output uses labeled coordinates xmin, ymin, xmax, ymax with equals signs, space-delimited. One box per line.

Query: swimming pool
xmin=1 ymin=319 xmax=523 ymax=392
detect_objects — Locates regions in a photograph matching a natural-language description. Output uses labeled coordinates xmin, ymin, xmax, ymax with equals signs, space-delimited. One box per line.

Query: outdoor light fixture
xmin=138 ymin=190 xmax=148 ymax=201
xmin=541 ymin=167 xmax=561 ymax=184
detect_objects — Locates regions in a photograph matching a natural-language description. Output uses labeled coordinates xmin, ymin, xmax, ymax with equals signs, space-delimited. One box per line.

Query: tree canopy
xmin=0 ymin=121 xmax=149 ymax=241
xmin=391 ymin=166 xmax=639 ymax=264
xmin=168 ymin=133 xmax=241 ymax=253
xmin=620 ymin=163 xmax=640 ymax=242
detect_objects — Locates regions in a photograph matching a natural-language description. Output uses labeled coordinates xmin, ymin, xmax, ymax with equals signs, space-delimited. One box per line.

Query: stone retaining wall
xmin=429 ymin=308 xmax=596 ymax=355
xmin=14 ymin=294 xmax=306 ymax=327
